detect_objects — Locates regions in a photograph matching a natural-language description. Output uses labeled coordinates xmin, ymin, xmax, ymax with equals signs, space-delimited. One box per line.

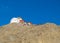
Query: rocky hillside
xmin=0 ymin=23 xmax=60 ymax=43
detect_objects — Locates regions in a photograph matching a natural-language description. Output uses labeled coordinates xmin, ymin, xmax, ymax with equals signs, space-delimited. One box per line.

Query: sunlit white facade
xmin=10 ymin=17 xmax=23 ymax=23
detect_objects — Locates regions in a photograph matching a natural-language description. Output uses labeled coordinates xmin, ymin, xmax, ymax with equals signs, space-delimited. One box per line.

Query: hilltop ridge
xmin=0 ymin=17 xmax=60 ymax=43
xmin=0 ymin=23 xmax=60 ymax=43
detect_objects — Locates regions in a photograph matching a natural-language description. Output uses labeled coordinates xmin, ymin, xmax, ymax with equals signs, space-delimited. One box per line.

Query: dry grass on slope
xmin=0 ymin=23 xmax=60 ymax=43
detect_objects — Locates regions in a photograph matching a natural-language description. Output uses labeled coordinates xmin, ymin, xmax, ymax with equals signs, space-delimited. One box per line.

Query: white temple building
xmin=10 ymin=17 xmax=24 ymax=23
xmin=10 ymin=17 xmax=32 ymax=26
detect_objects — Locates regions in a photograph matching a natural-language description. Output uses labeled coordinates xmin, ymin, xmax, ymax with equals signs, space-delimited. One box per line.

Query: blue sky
xmin=0 ymin=0 xmax=60 ymax=26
